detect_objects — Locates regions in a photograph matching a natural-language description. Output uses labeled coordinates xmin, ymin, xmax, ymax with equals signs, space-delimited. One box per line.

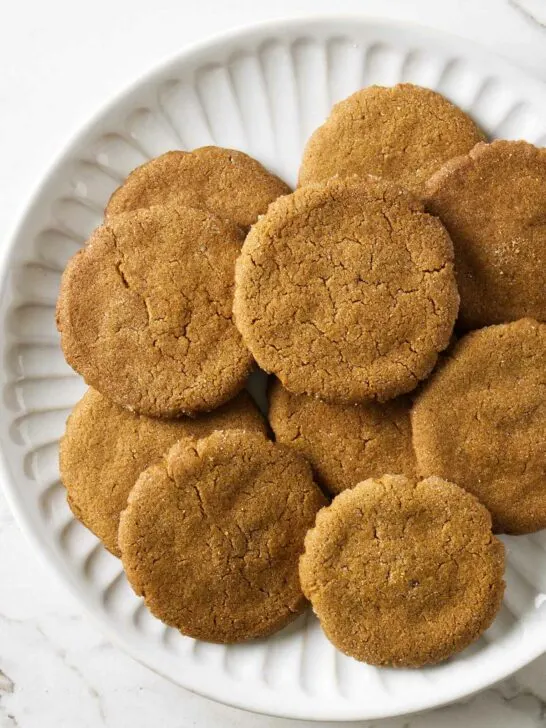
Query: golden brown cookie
xmin=106 ymin=147 xmax=290 ymax=229
xmin=119 ymin=430 xmax=327 ymax=642
xmin=60 ymin=388 xmax=266 ymax=556
xmin=300 ymin=475 xmax=505 ymax=667
xmin=268 ymin=379 xmax=416 ymax=495
xmin=299 ymin=84 xmax=484 ymax=195
xmin=234 ymin=177 xmax=459 ymax=404
xmin=57 ymin=204 xmax=253 ymax=417
xmin=425 ymin=140 xmax=546 ymax=329
xmin=412 ymin=318 xmax=546 ymax=534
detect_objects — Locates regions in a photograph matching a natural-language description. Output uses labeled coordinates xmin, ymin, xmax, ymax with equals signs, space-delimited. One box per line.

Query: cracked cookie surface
xmin=298 ymin=84 xmax=484 ymax=195
xmin=119 ymin=430 xmax=327 ymax=642
xmin=425 ymin=140 xmax=546 ymax=329
xmin=60 ymin=388 xmax=266 ymax=556
xmin=234 ymin=177 xmax=459 ymax=403
xmin=299 ymin=474 xmax=505 ymax=667
xmin=269 ymin=379 xmax=416 ymax=495
xmin=57 ymin=204 xmax=253 ymax=417
xmin=106 ymin=146 xmax=291 ymax=229
xmin=412 ymin=318 xmax=546 ymax=534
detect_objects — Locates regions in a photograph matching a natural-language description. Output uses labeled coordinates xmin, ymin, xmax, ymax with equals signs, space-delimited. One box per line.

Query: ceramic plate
xmin=2 ymin=17 xmax=546 ymax=722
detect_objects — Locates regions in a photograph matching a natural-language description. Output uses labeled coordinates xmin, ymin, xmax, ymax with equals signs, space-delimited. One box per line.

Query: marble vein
xmin=509 ymin=0 xmax=546 ymax=29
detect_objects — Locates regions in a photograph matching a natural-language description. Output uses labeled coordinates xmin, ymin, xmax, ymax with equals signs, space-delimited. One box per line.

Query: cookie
xmin=57 ymin=204 xmax=253 ymax=417
xmin=412 ymin=318 xmax=546 ymax=534
xmin=118 ymin=430 xmax=327 ymax=642
xmin=299 ymin=84 xmax=484 ymax=195
xmin=106 ymin=147 xmax=291 ymax=229
xmin=269 ymin=379 xmax=416 ymax=495
xmin=300 ymin=475 xmax=505 ymax=667
xmin=425 ymin=140 xmax=546 ymax=329
xmin=234 ymin=177 xmax=459 ymax=404
xmin=60 ymin=388 xmax=266 ymax=556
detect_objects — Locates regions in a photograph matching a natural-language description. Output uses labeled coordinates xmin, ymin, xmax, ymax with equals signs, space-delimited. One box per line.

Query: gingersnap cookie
xmin=60 ymin=388 xmax=265 ymax=556
xmin=106 ymin=147 xmax=290 ymax=229
xmin=299 ymin=84 xmax=484 ymax=194
xmin=119 ymin=430 xmax=327 ymax=642
xmin=269 ymin=379 xmax=416 ymax=495
xmin=234 ymin=177 xmax=459 ymax=404
xmin=425 ymin=140 xmax=546 ymax=329
xmin=57 ymin=204 xmax=253 ymax=417
xmin=412 ymin=318 xmax=546 ymax=534
xmin=300 ymin=475 xmax=505 ymax=667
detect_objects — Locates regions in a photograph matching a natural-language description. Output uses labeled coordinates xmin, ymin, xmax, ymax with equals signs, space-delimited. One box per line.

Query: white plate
xmin=2 ymin=16 xmax=546 ymax=723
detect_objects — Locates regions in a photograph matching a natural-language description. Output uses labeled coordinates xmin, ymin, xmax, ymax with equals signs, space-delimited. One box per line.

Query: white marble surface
xmin=2 ymin=0 xmax=546 ymax=725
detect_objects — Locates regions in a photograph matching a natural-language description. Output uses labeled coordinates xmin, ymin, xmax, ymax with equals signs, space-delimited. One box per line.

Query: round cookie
xmin=299 ymin=84 xmax=484 ymax=195
xmin=425 ymin=140 xmax=546 ymax=329
xmin=57 ymin=204 xmax=253 ymax=417
xmin=412 ymin=318 xmax=546 ymax=534
xmin=60 ymin=388 xmax=266 ymax=556
xmin=106 ymin=147 xmax=291 ymax=229
xmin=299 ymin=474 xmax=505 ymax=667
xmin=119 ymin=430 xmax=327 ymax=642
xmin=269 ymin=379 xmax=416 ymax=495
xmin=234 ymin=177 xmax=459 ymax=404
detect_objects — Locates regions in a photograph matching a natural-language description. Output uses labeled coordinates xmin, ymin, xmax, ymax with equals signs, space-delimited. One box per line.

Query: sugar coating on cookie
xmin=119 ymin=430 xmax=326 ymax=642
xmin=60 ymin=388 xmax=266 ymax=556
xmin=299 ymin=84 xmax=484 ymax=194
xmin=425 ymin=140 xmax=546 ymax=329
xmin=412 ymin=318 xmax=546 ymax=534
xmin=300 ymin=475 xmax=505 ymax=667
xmin=234 ymin=177 xmax=459 ymax=404
xmin=106 ymin=147 xmax=291 ymax=229
xmin=269 ymin=380 xmax=416 ymax=495
xmin=57 ymin=204 xmax=253 ymax=417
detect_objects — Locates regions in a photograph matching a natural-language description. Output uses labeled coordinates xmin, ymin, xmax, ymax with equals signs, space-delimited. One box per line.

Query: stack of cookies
xmin=57 ymin=83 xmax=546 ymax=668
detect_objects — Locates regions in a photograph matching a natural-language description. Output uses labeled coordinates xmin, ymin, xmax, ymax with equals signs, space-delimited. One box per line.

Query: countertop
xmin=1 ymin=0 xmax=546 ymax=725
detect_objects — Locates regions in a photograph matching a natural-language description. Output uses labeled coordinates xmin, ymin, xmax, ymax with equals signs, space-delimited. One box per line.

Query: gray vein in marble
xmin=509 ymin=0 xmax=546 ymax=29
xmin=495 ymin=686 xmax=546 ymax=721
xmin=34 ymin=625 xmax=108 ymax=727
xmin=0 ymin=669 xmax=14 ymax=694
xmin=0 ymin=668 xmax=17 ymax=728
xmin=0 ymin=610 xmax=109 ymax=728
xmin=0 ymin=613 xmax=26 ymax=626
xmin=0 ymin=706 xmax=19 ymax=728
